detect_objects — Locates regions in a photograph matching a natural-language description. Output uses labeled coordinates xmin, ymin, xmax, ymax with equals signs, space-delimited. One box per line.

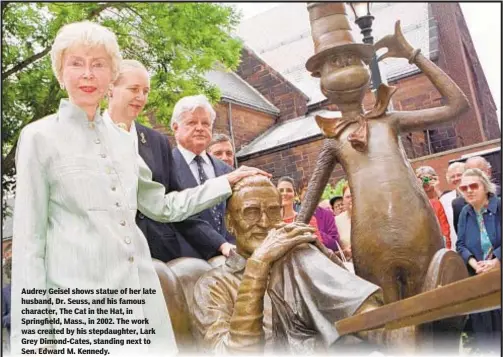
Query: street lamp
xmin=349 ymin=2 xmax=382 ymax=90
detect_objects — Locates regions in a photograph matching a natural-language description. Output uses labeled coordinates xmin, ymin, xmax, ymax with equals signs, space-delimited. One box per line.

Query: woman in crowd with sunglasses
xmin=456 ymin=168 xmax=501 ymax=354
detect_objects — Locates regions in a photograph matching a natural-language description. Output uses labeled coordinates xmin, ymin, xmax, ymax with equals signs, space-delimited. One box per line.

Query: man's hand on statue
xmin=374 ymin=20 xmax=416 ymax=62
xmin=225 ymin=166 xmax=271 ymax=186
xmin=251 ymin=223 xmax=317 ymax=264
xmin=219 ymin=242 xmax=236 ymax=257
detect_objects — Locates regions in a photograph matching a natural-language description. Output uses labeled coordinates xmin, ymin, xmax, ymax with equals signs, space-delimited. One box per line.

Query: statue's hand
xmin=251 ymin=223 xmax=316 ymax=264
xmin=374 ymin=20 xmax=416 ymax=62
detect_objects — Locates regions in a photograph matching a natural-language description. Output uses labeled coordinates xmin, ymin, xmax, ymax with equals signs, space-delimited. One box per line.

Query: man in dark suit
xmin=106 ymin=60 xmax=234 ymax=261
xmin=452 ymin=156 xmax=500 ymax=234
xmin=170 ymin=95 xmax=237 ymax=255
xmin=208 ymin=133 xmax=236 ymax=168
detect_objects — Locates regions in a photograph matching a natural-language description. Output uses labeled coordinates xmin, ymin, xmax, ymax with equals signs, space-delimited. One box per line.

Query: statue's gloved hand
xmin=374 ymin=20 xmax=416 ymax=62
xmin=251 ymin=222 xmax=317 ymax=264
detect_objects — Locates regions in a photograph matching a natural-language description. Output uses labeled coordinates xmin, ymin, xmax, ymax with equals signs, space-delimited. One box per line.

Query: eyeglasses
xmin=459 ymin=183 xmax=480 ymax=192
xmin=237 ymin=205 xmax=282 ymax=224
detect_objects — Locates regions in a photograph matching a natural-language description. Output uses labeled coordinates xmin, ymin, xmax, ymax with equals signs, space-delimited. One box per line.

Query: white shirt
xmin=177 ymin=145 xmax=216 ymax=184
xmin=102 ymin=110 xmax=138 ymax=153
xmin=439 ymin=189 xmax=458 ymax=249
xmin=335 ymin=210 xmax=352 ymax=250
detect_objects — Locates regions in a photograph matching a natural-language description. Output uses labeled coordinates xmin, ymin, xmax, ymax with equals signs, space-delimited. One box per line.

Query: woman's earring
xmin=60 ymin=83 xmax=65 ymax=90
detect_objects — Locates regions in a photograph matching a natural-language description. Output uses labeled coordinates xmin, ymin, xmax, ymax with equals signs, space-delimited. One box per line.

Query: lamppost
xmin=349 ymin=2 xmax=382 ymax=90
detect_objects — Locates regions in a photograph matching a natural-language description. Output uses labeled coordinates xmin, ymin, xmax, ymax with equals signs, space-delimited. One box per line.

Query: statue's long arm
xmin=395 ymin=52 xmax=470 ymax=132
xmin=297 ymin=139 xmax=338 ymax=223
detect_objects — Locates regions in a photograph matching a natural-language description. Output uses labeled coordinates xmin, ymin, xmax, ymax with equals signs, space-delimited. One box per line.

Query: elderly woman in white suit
xmin=10 ymin=21 xmax=267 ymax=355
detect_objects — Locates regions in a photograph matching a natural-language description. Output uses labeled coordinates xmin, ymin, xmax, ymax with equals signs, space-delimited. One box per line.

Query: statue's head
xmin=305 ymin=3 xmax=372 ymax=105
xmin=226 ymin=175 xmax=282 ymax=258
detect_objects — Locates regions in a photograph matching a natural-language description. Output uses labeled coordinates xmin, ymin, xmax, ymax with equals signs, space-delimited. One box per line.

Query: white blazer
xmin=11 ymin=99 xmax=231 ymax=355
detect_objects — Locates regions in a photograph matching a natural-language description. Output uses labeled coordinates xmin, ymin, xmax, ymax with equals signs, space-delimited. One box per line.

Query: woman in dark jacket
xmin=456 ymin=168 xmax=501 ymax=353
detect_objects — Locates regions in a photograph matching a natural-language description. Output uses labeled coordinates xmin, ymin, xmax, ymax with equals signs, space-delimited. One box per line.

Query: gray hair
xmin=50 ymin=21 xmax=122 ymax=83
xmin=462 ymin=168 xmax=497 ymax=195
xmin=465 ymin=156 xmax=491 ymax=171
xmin=114 ymin=59 xmax=149 ymax=85
xmin=446 ymin=161 xmax=465 ymax=175
xmin=209 ymin=133 xmax=233 ymax=149
xmin=170 ymin=94 xmax=216 ymax=130
xmin=415 ymin=166 xmax=437 ymax=177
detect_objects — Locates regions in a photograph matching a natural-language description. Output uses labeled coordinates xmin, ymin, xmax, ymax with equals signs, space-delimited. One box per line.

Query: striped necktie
xmin=194 ymin=155 xmax=223 ymax=232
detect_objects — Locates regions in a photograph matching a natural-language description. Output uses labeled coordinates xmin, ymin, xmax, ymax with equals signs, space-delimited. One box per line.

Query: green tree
xmin=1 ymin=2 xmax=242 ymax=215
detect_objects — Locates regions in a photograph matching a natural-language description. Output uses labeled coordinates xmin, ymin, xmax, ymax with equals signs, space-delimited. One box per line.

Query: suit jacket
xmin=172 ymin=146 xmax=235 ymax=258
xmin=135 ymin=123 xmax=229 ymax=261
xmin=452 ymin=195 xmax=466 ymax=235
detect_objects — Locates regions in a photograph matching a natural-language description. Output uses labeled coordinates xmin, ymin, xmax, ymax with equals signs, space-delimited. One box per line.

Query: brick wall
xmin=147 ymin=101 xmax=276 ymax=152
xmin=236 ymin=46 xmax=309 ymax=122
xmin=240 ymin=137 xmax=500 ymax=194
xmin=215 ymin=102 xmax=276 ymax=151
xmin=429 ymin=2 xmax=500 ymax=146
xmin=239 ymin=138 xmax=345 ymax=188
xmin=410 ymin=139 xmax=501 ymax=192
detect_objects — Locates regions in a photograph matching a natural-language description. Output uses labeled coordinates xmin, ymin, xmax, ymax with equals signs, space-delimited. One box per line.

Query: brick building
xmin=162 ymin=2 xmax=501 ymax=192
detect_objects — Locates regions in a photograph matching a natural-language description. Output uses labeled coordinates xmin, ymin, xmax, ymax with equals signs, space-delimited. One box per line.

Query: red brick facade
xmin=213 ymin=102 xmax=276 ymax=151
xmin=147 ymin=101 xmax=276 ymax=152
xmin=410 ymin=139 xmax=501 ymax=192
xmin=236 ymin=46 xmax=309 ymax=122
xmin=429 ymin=3 xmax=500 ymax=145
xmin=148 ymin=3 xmax=499 ymax=193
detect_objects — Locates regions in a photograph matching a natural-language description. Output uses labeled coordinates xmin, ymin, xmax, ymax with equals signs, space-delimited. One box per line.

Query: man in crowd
xmin=439 ymin=162 xmax=465 ymax=249
xmin=107 ymin=60 xmax=234 ymax=261
xmin=171 ymin=95 xmax=237 ymax=253
xmin=452 ymin=156 xmax=500 ymax=234
xmin=330 ymin=195 xmax=345 ymax=216
xmin=192 ymin=175 xmax=390 ymax=354
xmin=207 ymin=133 xmax=235 ymax=168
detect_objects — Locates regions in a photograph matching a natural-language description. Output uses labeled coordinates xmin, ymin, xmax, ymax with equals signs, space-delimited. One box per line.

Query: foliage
xmin=1 ymin=2 xmax=243 ymax=215
xmin=333 ymin=178 xmax=348 ymax=196
xmin=321 ymin=184 xmax=337 ymax=201
xmin=320 ymin=178 xmax=348 ymax=200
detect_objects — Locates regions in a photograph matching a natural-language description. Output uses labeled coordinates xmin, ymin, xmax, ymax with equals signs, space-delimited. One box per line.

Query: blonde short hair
xmin=50 ymin=21 xmax=122 ymax=83
xmin=114 ymin=59 xmax=149 ymax=85
xmin=462 ymin=168 xmax=497 ymax=195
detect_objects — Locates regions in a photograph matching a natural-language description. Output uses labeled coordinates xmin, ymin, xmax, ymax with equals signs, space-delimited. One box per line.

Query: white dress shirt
xmin=177 ymin=145 xmax=216 ymax=184
xmin=11 ymin=99 xmax=232 ymax=355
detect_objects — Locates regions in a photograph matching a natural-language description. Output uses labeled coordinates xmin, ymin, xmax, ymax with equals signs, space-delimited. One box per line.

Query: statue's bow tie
xmin=315 ymin=84 xmax=397 ymax=152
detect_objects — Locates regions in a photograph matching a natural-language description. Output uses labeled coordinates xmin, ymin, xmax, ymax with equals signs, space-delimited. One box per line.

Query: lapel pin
xmin=140 ymin=132 xmax=147 ymax=144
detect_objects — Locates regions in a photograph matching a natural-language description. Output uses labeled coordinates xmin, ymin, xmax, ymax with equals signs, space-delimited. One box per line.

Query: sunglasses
xmin=459 ymin=183 xmax=480 ymax=192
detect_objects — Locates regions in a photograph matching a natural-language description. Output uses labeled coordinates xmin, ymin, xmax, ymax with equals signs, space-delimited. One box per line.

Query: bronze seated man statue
xmin=191 ymin=175 xmax=395 ymax=354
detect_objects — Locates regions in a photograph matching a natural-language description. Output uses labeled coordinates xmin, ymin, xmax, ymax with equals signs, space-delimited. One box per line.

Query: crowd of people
xmin=2 ymin=19 xmax=501 ymax=355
